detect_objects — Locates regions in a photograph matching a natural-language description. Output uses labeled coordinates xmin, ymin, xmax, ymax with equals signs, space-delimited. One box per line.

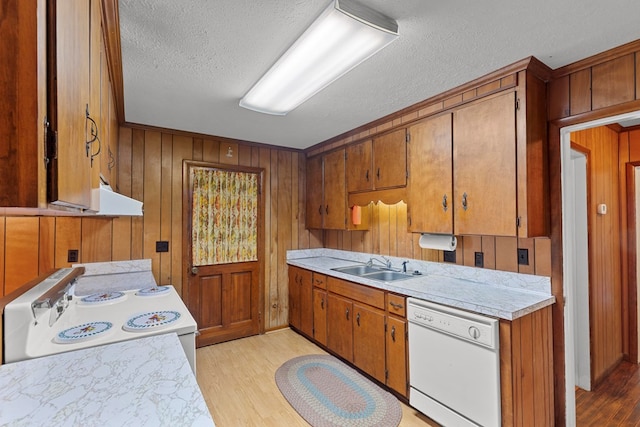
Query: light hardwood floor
xmin=195 ymin=328 xmax=438 ymax=426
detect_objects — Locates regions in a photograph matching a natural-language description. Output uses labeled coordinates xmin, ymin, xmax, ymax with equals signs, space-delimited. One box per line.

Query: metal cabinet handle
xmin=345 ymin=308 xmax=350 ymax=320
xmin=389 ymin=301 xmax=404 ymax=310
xmin=442 ymin=194 xmax=448 ymax=212
xmin=365 ymin=170 xmax=369 ymax=181
xmin=356 ymin=312 xmax=360 ymax=327
xmin=462 ymin=192 xmax=468 ymax=211
xmin=391 ymin=325 xmax=396 ymax=342
xmin=321 ymin=298 xmax=324 ymax=310
xmin=377 ymin=168 xmax=380 ymax=180
xmin=325 ymin=205 xmax=329 ymax=214
xmin=318 ymin=205 xmax=322 ymax=215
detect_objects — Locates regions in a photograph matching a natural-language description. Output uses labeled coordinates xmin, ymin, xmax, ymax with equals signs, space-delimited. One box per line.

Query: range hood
xmin=90 ymin=183 xmax=143 ymax=216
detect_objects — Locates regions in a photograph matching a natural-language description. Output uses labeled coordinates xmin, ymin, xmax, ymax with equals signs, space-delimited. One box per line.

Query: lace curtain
xmin=191 ymin=167 xmax=258 ymax=266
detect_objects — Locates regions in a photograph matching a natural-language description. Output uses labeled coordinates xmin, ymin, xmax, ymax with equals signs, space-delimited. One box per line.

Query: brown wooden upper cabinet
xmin=346 ymin=129 xmax=407 ymax=193
xmin=408 ymin=71 xmax=548 ymax=237
xmin=306 ymin=149 xmax=347 ymax=229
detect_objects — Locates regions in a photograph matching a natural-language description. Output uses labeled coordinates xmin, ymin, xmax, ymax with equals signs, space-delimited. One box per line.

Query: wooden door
xmin=408 ymin=114 xmax=453 ymax=233
xmin=353 ymin=302 xmax=386 ymax=383
xmin=184 ymin=162 xmax=264 ymax=347
xmin=386 ymin=315 xmax=408 ymax=397
xmin=373 ymin=129 xmax=407 ymax=189
xmin=453 ymin=92 xmax=517 ymax=236
xmin=305 ymin=155 xmax=323 ymax=229
xmin=327 ymin=293 xmax=353 ymax=361
xmin=49 ymin=0 xmax=92 ymax=208
xmin=346 ymin=140 xmax=373 ymax=192
xmin=313 ymin=288 xmax=328 ymax=346
xmin=323 ymin=149 xmax=347 ymax=229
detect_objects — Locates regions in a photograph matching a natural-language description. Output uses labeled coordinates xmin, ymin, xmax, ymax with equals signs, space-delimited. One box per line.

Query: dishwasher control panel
xmin=407 ymin=297 xmax=498 ymax=349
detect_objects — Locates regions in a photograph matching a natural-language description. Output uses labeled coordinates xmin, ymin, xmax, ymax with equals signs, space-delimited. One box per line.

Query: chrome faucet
xmin=367 ymin=256 xmax=392 ymax=269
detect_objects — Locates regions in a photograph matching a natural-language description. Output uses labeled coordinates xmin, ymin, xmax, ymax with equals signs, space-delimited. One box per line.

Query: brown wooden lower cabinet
xmin=386 ymin=314 xmax=408 ymax=396
xmin=352 ymin=302 xmax=386 ymax=383
xmin=327 ymin=293 xmax=354 ymax=361
xmin=312 ymin=287 xmax=327 ymax=346
xmin=288 ymin=266 xmax=313 ymax=337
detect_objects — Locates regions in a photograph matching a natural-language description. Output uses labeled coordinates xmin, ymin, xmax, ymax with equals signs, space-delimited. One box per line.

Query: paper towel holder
xmin=418 ymin=233 xmax=457 ymax=251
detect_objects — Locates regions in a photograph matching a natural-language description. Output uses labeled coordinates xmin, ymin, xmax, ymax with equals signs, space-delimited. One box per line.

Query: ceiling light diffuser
xmin=239 ymin=0 xmax=399 ymax=115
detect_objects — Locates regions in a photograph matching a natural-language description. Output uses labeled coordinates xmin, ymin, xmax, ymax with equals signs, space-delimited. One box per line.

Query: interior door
xmin=184 ymin=161 xmax=264 ymax=347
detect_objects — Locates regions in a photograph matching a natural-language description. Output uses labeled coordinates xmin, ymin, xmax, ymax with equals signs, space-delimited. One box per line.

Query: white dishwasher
xmin=407 ymin=297 xmax=501 ymax=427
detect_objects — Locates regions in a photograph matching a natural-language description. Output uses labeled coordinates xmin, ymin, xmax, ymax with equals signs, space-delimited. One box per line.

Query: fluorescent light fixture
xmin=239 ymin=0 xmax=398 ymax=115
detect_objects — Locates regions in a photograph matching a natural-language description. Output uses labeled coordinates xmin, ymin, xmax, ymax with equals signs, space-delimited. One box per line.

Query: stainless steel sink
xmin=361 ymin=270 xmax=414 ymax=282
xmin=331 ymin=264 xmax=414 ymax=282
xmin=332 ymin=265 xmax=380 ymax=275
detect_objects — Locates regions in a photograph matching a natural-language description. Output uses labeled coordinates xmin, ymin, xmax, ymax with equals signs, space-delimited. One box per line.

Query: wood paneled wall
xmin=571 ymin=126 xmax=623 ymax=384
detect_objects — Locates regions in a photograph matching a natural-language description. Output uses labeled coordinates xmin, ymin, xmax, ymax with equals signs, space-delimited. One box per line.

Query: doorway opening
xmin=561 ymin=110 xmax=640 ymax=425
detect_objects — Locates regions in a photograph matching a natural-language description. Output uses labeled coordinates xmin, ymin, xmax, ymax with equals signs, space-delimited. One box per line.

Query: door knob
xmin=190 ymin=266 xmax=199 ymax=275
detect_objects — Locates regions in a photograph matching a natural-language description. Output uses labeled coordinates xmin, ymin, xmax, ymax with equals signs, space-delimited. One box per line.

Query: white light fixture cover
xmin=239 ymin=0 xmax=398 ymax=115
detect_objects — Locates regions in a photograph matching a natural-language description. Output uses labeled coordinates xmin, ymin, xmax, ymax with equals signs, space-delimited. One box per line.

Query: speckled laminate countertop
xmin=0 ymin=333 xmax=215 ymax=426
xmin=287 ymin=249 xmax=555 ymax=320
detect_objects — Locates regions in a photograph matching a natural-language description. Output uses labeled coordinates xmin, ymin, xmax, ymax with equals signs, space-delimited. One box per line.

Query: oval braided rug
xmin=275 ymin=354 xmax=402 ymax=427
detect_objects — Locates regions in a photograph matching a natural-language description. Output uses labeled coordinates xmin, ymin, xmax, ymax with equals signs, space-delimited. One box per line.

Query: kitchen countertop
xmin=287 ymin=249 xmax=555 ymax=320
xmin=0 ymin=333 xmax=215 ymax=426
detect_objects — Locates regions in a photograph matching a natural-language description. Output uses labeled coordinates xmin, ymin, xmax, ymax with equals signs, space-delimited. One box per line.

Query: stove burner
xmin=135 ymin=286 xmax=171 ymax=297
xmin=80 ymin=291 xmax=126 ymax=305
xmin=123 ymin=311 xmax=181 ymax=332
xmin=55 ymin=321 xmax=113 ymax=344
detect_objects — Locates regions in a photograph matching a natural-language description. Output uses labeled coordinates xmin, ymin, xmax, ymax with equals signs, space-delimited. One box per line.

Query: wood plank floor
xmin=576 ymin=361 xmax=640 ymax=426
xmin=195 ymin=328 xmax=438 ymax=426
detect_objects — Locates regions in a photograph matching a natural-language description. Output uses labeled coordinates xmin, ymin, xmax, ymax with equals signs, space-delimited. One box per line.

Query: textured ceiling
xmin=118 ymin=0 xmax=640 ymax=150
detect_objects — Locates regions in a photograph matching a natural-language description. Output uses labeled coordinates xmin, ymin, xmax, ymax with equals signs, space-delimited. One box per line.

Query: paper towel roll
xmin=418 ymin=234 xmax=457 ymax=251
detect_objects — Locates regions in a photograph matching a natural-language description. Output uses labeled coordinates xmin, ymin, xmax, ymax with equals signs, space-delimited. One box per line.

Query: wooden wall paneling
xmin=192 ymin=138 xmax=203 ymax=161
xmin=277 ymin=150 xmax=293 ymax=328
xmin=636 ymin=52 xmax=640 ymax=99
xmin=619 ymin=132 xmax=630 ymax=357
xmin=38 ymin=217 xmax=55 ymax=275
xmin=112 ymin=127 xmax=133 ymax=260
xmin=591 ymin=54 xmax=636 ymax=110
xmin=378 ymin=203 xmax=390 ymax=255
xmin=519 ymin=313 xmax=535 ymax=424
xmin=258 ymin=147 xmax=274 ymax=328
xmin=171 ymin=135 xmax=193 ymax=296
xmin=202 ymin=138 xmax=219 ymax=163
xmin=396 ymin=202 xmax=412 ymax=258
xmin=569 ymin=68 xmax=592 ymax=115
xmin=159 ymin=133 xmax=173 ymax=285
xmin=517 ymin=238 xmax=535 ymax=275
xmin=54 ymin=217 xmax=81 ymax=268
xmin=495 ymin=236 xmax=518 ymax=272
xmin=80 ymin=218 xmax=112 ymax=262
xmin=482 ymin=236 xmax=496 ymax=270
xmin=130 ymin=129 xmax=145 ymax=259
xmin=297 ymin=153 xmax=310 ymax=249
xmin=0 ymin=217 xmax=4 ymax=296
xmin=548 ymin=75 xmax=570 ymax=120
xmin=238 ymin=144 xmax=252 ymax=167
xmin=388 ymin=204 xmax=398 ymax=256
xmin=630 ymin=129 xmax=640 ymax=162
xmin=290 ymin=152 xmax=299 ymax=252
xmin=460 ymin=235 xmax=480 ymax=267
xmin=370 ymin=203 xmax=380 ymax=254
xmin=534 ymin=238 xmax=552 ymax=277
xmin=142 ymin=131 xmax=162 ymax=282
xmin=4 ymin=218 xmax=39 ymax=294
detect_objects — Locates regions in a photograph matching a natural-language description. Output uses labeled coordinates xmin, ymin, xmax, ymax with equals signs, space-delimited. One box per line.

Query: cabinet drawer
xmin=313 ymin=273 xmax=327 ymax=289
xmin=387 ymin=294 xmax=406 ymax=317
xmin=327 ymin=277 xmax=385 ymax=310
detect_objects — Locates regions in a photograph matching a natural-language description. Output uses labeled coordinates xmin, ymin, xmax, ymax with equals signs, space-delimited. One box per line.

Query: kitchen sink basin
xmin=331 ymin=264 xmax=414 ymax=282
xmin=332 ymin=265 xmax=380 ymax=275
xmin=361 ymin=270 xmax=413 ymax=282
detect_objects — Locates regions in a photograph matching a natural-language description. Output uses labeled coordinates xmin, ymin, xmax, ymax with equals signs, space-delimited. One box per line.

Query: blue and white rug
xmin=275 ymin=354 xmax=402 ymax=427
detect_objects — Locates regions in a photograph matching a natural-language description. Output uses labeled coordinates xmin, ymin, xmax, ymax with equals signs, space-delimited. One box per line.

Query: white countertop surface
xmin=287 ymin=249 xmax=555 ymax=320
xmin=0 ymin=333 xmax=215 ymax=427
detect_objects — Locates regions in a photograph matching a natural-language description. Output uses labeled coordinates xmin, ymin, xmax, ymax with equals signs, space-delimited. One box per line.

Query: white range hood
xmin=90 ymin=183 xmax=143 ymax=216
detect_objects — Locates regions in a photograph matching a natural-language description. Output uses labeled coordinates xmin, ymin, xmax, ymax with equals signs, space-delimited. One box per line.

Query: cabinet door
xmin=313 ymin=288 xmax=328 ymax=346
xmin=373 ymin=129 xmax=407 ymax=189
xmin=386 ymin=316 xmax=408 ymax=397
xmin=353 ymin=303 xmax=386 ymax=383
xmin=89 ymin=0 xmax=102 ymax=189
xmin=346 ymin=140 xmax=373 ymax=192
xmin=299 ymin=269 xmax=314 ymax=337
xmin=453 ymin=92 xmax=517 ymax=236
xmin=323 ymin=149 xmax=347 ymax=229
xmin=51 ymin=0 xmax=92 ymax=208
xmin=288 ymin=267 xmax=301 ymax=330
xmin=327 ymin=294 xmax=353 ymax=362
xmin=305 ymin=155 xmax=323 ymax=229
xmin=408 ymin=114 xmax=453 ymax=233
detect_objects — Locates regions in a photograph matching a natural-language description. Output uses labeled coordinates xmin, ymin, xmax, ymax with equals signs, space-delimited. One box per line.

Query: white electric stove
xmin=3 ymin=263 xmax=197 ymax=373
